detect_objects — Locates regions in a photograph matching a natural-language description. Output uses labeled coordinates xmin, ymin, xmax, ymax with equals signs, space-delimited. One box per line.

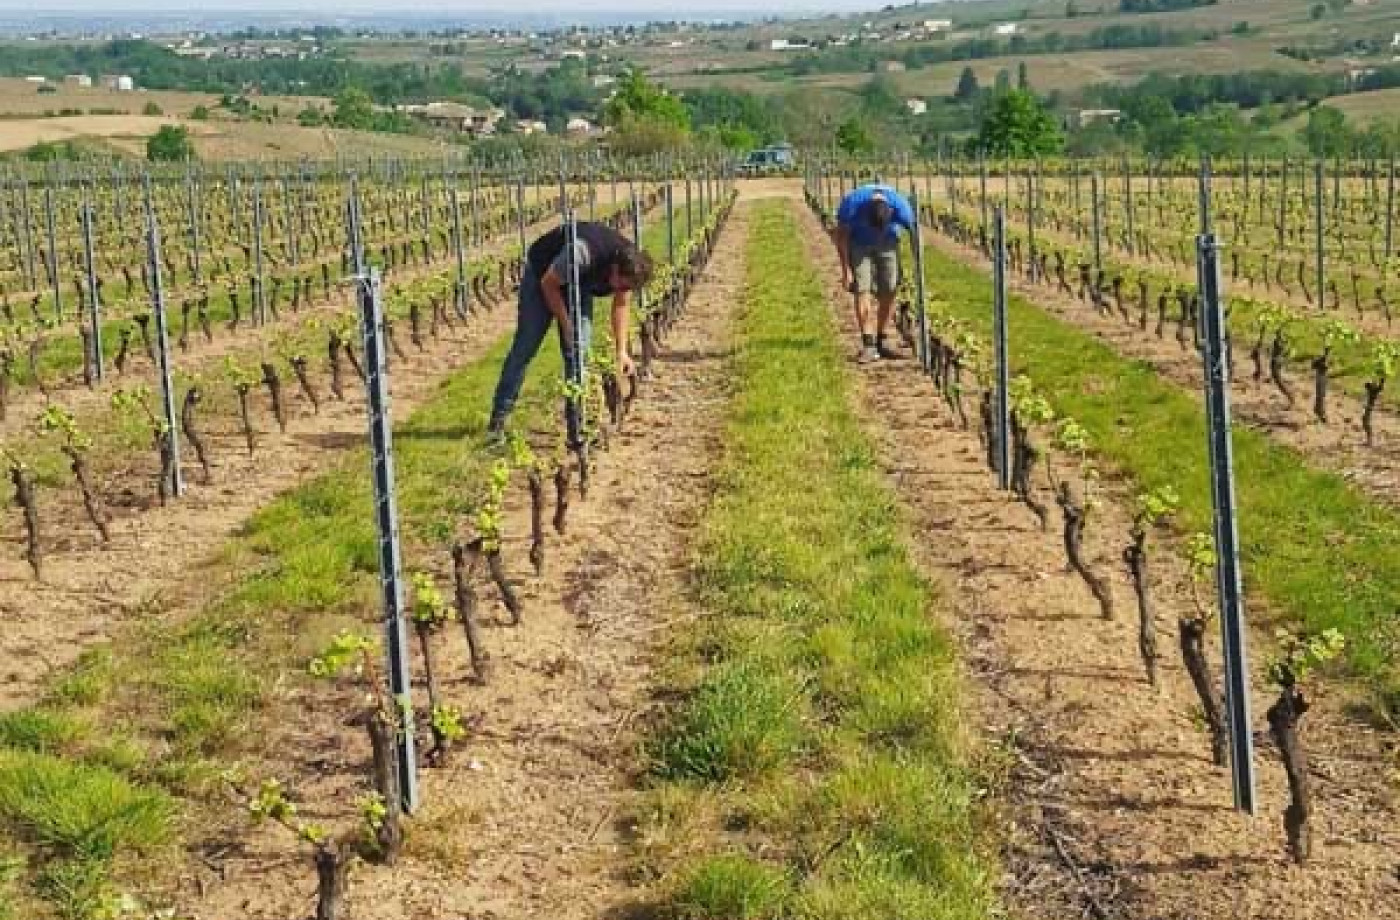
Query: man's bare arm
xmin=540 ymin=266 xmax=574 ymax=343
xmin=611 ymin=292 xmax=634 ymax=376
xmin=834 ymin=225 xmax=853 ymax=285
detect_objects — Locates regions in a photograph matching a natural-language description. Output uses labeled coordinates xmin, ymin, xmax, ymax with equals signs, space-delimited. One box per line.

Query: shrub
xmin=146 ymin=124 xmax=195 ymax=162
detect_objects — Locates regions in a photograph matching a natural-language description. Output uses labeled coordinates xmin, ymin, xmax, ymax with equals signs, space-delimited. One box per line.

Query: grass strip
xmin=922 ymin=242 xmax=1400 ymax=716
xmin=642 ymin=201 xmax=995 ymax=920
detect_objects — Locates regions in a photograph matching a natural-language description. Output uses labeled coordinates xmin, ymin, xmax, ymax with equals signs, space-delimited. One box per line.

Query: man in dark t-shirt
xmin=487 ymin=221 xmax=654 ymax=437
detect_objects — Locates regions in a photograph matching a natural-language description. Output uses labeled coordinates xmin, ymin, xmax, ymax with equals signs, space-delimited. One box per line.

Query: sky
xmin=10 ymin=0 xmax=895 ymax=12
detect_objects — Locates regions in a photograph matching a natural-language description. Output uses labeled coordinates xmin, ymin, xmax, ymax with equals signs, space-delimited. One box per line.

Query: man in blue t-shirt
xmin=833 ymin=183 xmax=916 ymax=363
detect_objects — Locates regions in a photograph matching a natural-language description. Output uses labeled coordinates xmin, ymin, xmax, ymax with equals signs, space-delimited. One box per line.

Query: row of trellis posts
xmin=352 ymin=155 xmax=730 ymax=812
xmin=6 ymin=150 xmax=730 ymax=813
xmin=802 ymin=152 xmax=1265 ymax=814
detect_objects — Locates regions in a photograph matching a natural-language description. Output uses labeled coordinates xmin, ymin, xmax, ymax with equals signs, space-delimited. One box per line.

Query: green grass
xmin=922 ymin=243 xmax=1400 ymax=715
xmin=0 ymin=194 xmax=724 ymax=917
xmin=642 ymin=202 xmax=994 ymax=919
xmin=0 ymin=752 xmax=171 ymax=860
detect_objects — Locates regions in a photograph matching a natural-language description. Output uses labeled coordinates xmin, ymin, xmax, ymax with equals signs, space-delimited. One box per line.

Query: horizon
xmin=0 ymin=0 xmax=909 ymax=15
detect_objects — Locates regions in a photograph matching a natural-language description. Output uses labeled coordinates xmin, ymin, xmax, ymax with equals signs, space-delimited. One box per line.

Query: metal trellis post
xmin=143 ymin=176 xmax=184 ymax=499
xmin=348 ymin=178 xmax=420 ymax=815
xmin=186 ymin=165 xmax=203 ymax=284
xmin=80 ymin=195 xmax=103 ymax=384
xmin=1090 ymin=171 xmax=1103 ymax=275
xmin=1197 ymin=231 xmax=1257 ymax=814
xmin=450 ymin=188 xmax=470 ymax=320
xmin=1314 ymin=160 xmax=1325 ymax=310
xmin=993 ymin=205 xmax=1011 ymax=491
xmin=1196 ymin=163 xmax=1256 ymax=815
xmin=563 ymin=209 xmax=588 ymax=449
xmin=1386 ymin=156 xmax=1395 ymax=263
xmin=665 ymin=183 xmax=675 ymax=267
xmin=44 ymin=184 xmax=62 ymax=322
xmin=910 ymin=192 xmax=930 ymax=373
xmin=252 ymin=179 xmax=267 ymax=325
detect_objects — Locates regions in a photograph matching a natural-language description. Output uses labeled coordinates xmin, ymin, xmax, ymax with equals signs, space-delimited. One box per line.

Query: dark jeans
xmin=488 ymin=266 xmax=593 ymax=438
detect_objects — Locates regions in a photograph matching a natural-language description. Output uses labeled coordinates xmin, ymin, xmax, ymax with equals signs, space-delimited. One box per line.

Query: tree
xmin=1017 ymin=61 xmax=1031 ymax=91
xmin=146 ymin=124 xmax=195 ymax=162
xmin=858 ymin=75 xmax=903 ymax=117
xmin=1302 ymin=106 xmax=1350 ymax=157
xmin=332 ymin=87 xmax=375 ymax=130
xmin=835 ymin=117 xmax=874 ymax=154
xmin=603 ymin=68 xmax=689 ymax=131
xmin=190 ymin=104 xmax=209 ymax=121
xmin=609 ymin=117 xmax=689 ymax=155
xmin=141 ymin=101 xmax=163 ymax=116
xmin=994 ymin=69 xmax=1012 ymax=94
xmin=954 ymin=66 xmax=980 ymax=102
xmin=977 ymin=89 xmax=1064 ymax=156
xmin=297 ymin=105 xmax=325 ymax=127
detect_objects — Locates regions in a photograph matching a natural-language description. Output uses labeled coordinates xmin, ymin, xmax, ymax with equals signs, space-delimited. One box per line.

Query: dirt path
xmin=929 ymin=229 xmax=1400 ymax=516
xmin=174 ymin=196 xmax=750 ymax=920
xmin=794 ymin=199 xmax=1400 ymax=920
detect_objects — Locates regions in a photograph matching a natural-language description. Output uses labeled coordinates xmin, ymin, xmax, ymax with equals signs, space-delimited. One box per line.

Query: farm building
xmin=1076 ymin=108 xmax=1123 ymax=126
xmin=566 ymin=116 xmax=597 ymax=136
xmin=399 ymin=102 xmax=504 ymax=136
xmin=63 ymin=74 xmax=92 ymax=88
xmin=906 ymin=98 xmax=928 ymax=115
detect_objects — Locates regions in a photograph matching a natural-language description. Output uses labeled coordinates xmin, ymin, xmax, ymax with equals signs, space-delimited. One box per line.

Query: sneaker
xmin=857 ymin=344 xmax=880 ymax=364
xmin=484 ymin=422 xmax=507 ymax=448
xmin=876 ymin=340 xmax=904 ymax=360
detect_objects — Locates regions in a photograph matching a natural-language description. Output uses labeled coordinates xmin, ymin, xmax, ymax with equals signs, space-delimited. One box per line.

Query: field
xmin=1307 ymin=86 xmax=1400 ymax=125
xmin=0 ymin=77 xmax=325 ymax=119
xmin=0 ymin=78 xmax=455 ymax=160
xmin=660 ymin=40 xmax=1321 ymax=98
xmin=0 ymin=113 xmax=450 ymax=160
xmin=617 ymin=0 xmax=1396 ymax=106
xmin=0 ymin=145 xmax=1399 ymax=920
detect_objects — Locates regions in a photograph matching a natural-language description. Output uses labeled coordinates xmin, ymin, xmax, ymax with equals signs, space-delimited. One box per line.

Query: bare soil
xmin=795 ymin=197 xmax=1400 ymax=920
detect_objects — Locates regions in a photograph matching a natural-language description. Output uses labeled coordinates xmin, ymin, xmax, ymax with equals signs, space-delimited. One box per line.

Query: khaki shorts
xmin=851 ymin=242 xmax=900 ymax=296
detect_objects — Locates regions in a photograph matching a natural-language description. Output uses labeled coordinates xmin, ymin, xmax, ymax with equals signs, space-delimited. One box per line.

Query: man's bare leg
xmin=853 ymin=291 xmax=874 ymax=338
xmin=876 ymin=292 xmax=896 ymax=341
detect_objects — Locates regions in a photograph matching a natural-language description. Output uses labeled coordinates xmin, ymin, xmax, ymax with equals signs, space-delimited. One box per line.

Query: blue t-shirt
xmin=837 ymin=184 xmax=915 ymax=248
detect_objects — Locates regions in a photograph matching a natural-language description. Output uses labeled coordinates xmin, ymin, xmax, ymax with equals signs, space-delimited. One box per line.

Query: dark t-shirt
xmin=526 ymin=222 xmax=631 ymax=298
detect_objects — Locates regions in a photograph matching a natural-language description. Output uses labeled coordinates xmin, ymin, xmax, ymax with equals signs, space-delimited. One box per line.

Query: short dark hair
xmin=862 ymin=197 xmax=894 ymax=232
xmin=616 ymin=244 xmax=654 ymax=287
